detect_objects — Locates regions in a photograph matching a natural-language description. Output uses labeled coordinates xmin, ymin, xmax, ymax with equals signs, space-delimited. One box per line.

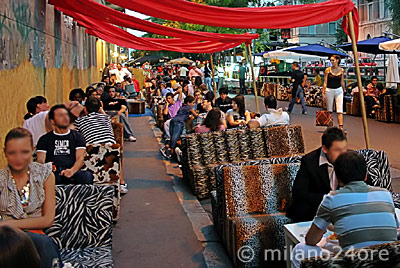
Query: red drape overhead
xmin=58 ymin=7 xmax=245 ymax=53
xmin=106 ymin=0 xmax=359 ymax=40
xmin=48 ymin=0 xmax=258 ymax=43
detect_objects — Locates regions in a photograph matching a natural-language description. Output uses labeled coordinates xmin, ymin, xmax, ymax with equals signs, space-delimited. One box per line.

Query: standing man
xmin=36 ymin=105 xmax=93 ymax=185
xmin=238 ymin=62 xmax=247 ymax=95
xmin=217 ymin=64 xmax=225 ymax=90
xmin=110 ymin=63 xmax=132 ymax=83
xmin=189 ymin=63 xmax=203 ymax=81
xmin=287 ymin=62 xmax=307 ymax=115
xmin=179 ymin=65 xmax=189 ymax=79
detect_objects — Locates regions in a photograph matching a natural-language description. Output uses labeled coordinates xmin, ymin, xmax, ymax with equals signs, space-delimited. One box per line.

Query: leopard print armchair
xmin=45 ymin=185 xmax=114 ymax=268
xmin=84 ymin=143 xmax=121 ymax=221
xmin=222 ymin=163 xmax=301 ymax=268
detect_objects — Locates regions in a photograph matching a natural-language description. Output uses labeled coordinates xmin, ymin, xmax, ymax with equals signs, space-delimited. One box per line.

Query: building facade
xmin=357 ymin=0 xmax=392 ymax=40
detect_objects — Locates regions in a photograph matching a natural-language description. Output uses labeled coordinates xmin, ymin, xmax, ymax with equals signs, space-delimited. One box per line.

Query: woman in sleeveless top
xmin=0 ymin=128 xmax=60 ymax=268
xmin=322 ymin=55 xmax=346 ymax=130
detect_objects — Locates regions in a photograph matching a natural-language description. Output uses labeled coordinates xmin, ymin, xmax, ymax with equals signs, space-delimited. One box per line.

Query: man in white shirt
xmin=22 ymin=97 xmax=52 ymax=146
xmin=110 ymin=63 xmax=132 ymax=83
xmin=248 ymin=95 xmax=290 ymax=128
xmin=179 ymin=65 xmax=189 ymax=78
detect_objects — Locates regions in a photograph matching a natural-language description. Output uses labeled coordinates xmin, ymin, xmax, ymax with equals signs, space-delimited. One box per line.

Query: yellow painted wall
xmin=0 ymin=0 xmax=103 ymax=166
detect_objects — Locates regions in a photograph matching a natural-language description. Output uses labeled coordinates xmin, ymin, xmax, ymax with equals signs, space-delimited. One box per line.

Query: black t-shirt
xmin=36 ymin=130 xmax=86 ymax=169
xmin=215 ymin=97 xmax=233 ymax=113
xmin=103 ymin=98 xmax=127 ymax=111
xmin=291 ymin=69 xmax=305 ymax=90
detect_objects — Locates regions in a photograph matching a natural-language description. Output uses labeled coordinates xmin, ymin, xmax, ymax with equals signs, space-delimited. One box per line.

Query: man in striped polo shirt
xmin=292 ymin=151 xmax=398 ymax=267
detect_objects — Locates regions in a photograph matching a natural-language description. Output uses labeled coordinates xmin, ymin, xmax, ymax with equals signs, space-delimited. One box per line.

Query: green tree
xmin=335 ymin=19 xmax=348 ymax=45
xmin=388 ymin=0 xmax=400 ymax=35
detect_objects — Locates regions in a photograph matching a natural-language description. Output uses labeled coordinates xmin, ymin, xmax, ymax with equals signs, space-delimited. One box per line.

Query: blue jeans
xmin=288 ymin=85 xmax=307 ymax=113
xmin=205 ymin=77 xmax=213 ymax=91
xmin=26 ymin=232 xmax=61 ymax=268
xmin=54 ymin=169 xmax=94 ymax=185
xmin=239 ymin=78 xmax=246 ymax=94
xmin=169 ymin=120 xmax=185 ymax=149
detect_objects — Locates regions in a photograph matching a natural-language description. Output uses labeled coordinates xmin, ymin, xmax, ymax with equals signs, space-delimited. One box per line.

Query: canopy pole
xmin=210 ymin=53 xmax=218 ymax=98
xmin=246 ymin=43 xmax=260 ymax=114
xmin=348 ymin=11 xmax=371 ymax=148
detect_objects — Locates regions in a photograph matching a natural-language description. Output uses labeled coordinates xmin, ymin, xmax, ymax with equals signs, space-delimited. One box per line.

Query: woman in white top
xmin=322 ymin=55 xmax=346 ymax=130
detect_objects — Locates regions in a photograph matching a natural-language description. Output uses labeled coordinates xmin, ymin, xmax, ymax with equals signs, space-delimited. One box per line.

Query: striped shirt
xmin=75 ymin=112 xmax=116 ymax=145
xmin=313 ymin=181 xmax=399 ymax=250
xmin=0 ymin=162 xmax=52 ymax=220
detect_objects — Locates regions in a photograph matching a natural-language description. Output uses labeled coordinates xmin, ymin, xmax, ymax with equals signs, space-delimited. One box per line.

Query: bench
xmin=45 ymin=185 xmax=114 ymax=268
xmin=181 ymin=125 xmax=305 ymax=199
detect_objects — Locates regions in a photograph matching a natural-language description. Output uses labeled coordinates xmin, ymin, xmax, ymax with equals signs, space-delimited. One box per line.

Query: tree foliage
xmin=388 ymin=0 xmax=400 ymax=35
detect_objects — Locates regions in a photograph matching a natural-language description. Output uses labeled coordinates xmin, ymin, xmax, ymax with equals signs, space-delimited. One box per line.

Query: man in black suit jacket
xmin=287 ymin=127 xmax=347 ymax=222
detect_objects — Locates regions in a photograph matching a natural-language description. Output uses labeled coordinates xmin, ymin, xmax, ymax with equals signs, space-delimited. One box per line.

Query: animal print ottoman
xmin=84 ymin=144 xmax=121 ymax=221
xmin=263 ymin=125 xmax=305 ymax=157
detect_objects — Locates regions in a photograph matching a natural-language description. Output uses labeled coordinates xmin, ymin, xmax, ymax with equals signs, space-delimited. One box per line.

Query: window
xmin=329 ymin=23 xmax=336 ymax=35
xmin=379 ymin=0 xmax=385 ymax=19
xmin=367 ymin=2 xmax=373 ymax=21
xmin=308 ymin=25 xmax=316 ymax=35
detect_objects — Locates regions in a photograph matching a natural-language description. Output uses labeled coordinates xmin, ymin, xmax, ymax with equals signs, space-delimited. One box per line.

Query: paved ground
xmin=112 ymin=116 xmax=207 ymax=268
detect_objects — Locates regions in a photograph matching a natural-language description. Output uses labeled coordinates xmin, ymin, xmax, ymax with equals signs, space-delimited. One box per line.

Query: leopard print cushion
xmin=111 ymin=123 xmax=123 ymax=149
xmin=263 ymin=125 xmax=305 ymax=157
xmin=301 ymin=241 xmax=400 ymax=268
xmin=231 ymin=214 xmax=291 ymax=268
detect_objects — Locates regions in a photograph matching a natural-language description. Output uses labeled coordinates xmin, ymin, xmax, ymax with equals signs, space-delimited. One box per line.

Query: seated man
xmin=163 ymin=89 xmax=183 ymax=140
xmin=215 ymin=87 xmax=232 ymax=113
xmin=36 ymin=104 xmax=93 ymax=185
xmin=287 ymin=127 xmax=347 ymax=222
xmin=291 ymin=151 xmax=398 ymax=268
xmin=248 ymin=95 xmax=290 ymax=128
xmin=74 ymin=97 xmax=116 ymax=145
xmin=103 ymin=87 xmax=136 ymax=142
xmin=22 ymin=96 xmax=52 ymax=147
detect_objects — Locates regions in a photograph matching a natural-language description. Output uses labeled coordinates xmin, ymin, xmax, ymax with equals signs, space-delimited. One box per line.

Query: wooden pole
xmin=210 ymin=53 xmax=218 ymax=98
xmin=348 ymin=11 xmax=371 ymax=148
xmin=247 ymin=43 xmax=261 ymax=114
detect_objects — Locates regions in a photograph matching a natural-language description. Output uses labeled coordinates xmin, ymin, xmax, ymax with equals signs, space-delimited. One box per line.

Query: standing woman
xmin=322 ymin=55 xmax=346 ymax=130
xmin=0 ymin=128 xmax=61 ymax=268
xmin=226 ymin=95 xmax=251 ymax=128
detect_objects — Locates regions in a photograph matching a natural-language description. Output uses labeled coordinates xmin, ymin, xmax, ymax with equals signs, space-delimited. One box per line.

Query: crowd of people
xmin=0 ymin=57 xmax=398 ymax=267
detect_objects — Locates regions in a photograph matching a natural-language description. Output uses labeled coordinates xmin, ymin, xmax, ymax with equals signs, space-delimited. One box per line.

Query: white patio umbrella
xmin=262 ymin=47 xmax=326 ymax=61
xmin=379 ymin=39 xmax=400 ymax=52
xmin=386 ymin=54 xmax=400 ymax=88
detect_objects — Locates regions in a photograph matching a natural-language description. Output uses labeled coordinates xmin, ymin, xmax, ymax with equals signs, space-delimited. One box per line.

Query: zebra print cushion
xmin=357 ymin=149 xmax=392 ymax=191
xmin=60 ymin=247 xmax=113 ymax=268
xmin=45 ymin=185 xmax=114 ymax=249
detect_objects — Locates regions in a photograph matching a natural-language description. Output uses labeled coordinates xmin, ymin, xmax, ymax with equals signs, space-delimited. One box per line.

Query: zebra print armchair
xmin=45 ymin=185 xmax=114 ymax=268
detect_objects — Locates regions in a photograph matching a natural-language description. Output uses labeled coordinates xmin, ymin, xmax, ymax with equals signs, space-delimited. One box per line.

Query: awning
xmin=263 ymin=47 xmax=326 ymax=61
xmin=379 ymin=39 xmax=400 ymax=52
xmin=338 ymin=36 xmax=393 ymax=54
xmin=287 ymin=44 xmax=348 ymax=57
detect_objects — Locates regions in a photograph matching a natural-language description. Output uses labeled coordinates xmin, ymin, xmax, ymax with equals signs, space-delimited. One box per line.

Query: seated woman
xmin=195 ymin=108 xmax=226 ymax=133
xmin=0 ymin=128 xmax=61 ymax=268
xmin=226 ymin=95 xmax=251 ymax=128
xmin=0 ymin=225 xmax=41 ymax=268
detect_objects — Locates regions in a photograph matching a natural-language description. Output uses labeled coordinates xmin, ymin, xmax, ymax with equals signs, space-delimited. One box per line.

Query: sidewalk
xmin=112 ymin=116 xmax=206 ymax=268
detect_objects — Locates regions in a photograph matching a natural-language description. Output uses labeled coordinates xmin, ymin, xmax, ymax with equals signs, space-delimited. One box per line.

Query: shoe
xmin=302 ymin=111 xmax=308 ymax=115
xmin=159 ymin=146 xmax=171 ymax=159
xmin=128 ymin=136 xmax=137 ymax=142
xmin=120 ymin=183 xmax=128 ymax=194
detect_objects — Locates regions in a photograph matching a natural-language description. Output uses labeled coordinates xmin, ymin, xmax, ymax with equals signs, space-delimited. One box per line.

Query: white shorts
xmin=325 ymin=87 xmax=344 ymax=113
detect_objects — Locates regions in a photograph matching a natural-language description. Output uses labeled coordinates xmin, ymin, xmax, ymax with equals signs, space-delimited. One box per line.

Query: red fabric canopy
xmin=48 ymin=0 xmax=258 ymax=43
xmin=59 ymin=7 xmax=244 ymax=53
xmin=107 ymin=0 xmax=359 ymax=40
